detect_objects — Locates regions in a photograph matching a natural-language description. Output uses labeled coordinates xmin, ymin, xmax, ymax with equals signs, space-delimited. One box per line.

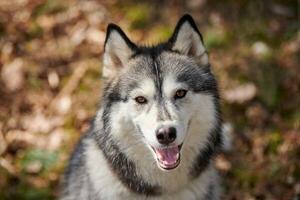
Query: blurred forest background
xmin=0 ymin=0 xmax=299 ymax=199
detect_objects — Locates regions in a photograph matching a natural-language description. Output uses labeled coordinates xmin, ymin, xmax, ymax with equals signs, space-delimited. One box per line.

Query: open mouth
xmin=151 ymin=144 xmax=182 ymax=170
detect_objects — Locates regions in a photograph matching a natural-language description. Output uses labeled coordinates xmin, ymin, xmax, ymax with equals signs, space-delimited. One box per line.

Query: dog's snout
xmin=156 ymin=127 xmax=177 ymax=145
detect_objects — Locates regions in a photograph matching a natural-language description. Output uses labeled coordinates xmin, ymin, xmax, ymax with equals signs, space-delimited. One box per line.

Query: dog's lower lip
xmin=151 ymin=143 xmax=183 ymax=170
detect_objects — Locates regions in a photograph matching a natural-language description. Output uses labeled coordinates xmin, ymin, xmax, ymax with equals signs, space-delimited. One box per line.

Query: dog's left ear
xmin=102 ymin=24 xmax=137 ymax=80
xmin=169 ymin=14 xmax=208 ymax=65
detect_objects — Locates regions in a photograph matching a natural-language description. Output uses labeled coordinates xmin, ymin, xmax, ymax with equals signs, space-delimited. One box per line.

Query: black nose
xmin=156 ymin=127 xmax=177 ymax=145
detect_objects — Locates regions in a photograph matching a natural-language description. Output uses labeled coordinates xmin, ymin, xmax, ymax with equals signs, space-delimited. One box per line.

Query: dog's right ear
xmin=102 ymin=24 xmax=136 ymax=80
xmin=169 ymin=14 xmax=208 ymax=65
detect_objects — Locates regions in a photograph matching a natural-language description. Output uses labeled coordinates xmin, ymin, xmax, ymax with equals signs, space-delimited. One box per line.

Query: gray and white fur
xmin=61 ymin=14 xmax=223 ymax=200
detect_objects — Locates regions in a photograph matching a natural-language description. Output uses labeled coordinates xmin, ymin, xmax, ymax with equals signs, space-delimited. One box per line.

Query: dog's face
xmin=102 ymin=15 xmax=218 ymax=170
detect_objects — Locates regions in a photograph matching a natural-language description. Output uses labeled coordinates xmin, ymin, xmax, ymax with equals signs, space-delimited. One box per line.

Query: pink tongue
xmin=155 ymin=146 xmax=179 ymax=166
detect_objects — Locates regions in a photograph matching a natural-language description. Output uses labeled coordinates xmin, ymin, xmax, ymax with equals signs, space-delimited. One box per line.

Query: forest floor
xmin=0 ymin=0 xmax=299 ymax=199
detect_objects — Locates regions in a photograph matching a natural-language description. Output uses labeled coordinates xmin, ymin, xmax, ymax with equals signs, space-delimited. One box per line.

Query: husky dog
xmin=61 ymin=14 xmax=223 ymax=200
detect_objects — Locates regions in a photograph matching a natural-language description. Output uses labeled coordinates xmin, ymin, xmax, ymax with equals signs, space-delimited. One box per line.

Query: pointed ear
xmin=169 ymin=14 xmax=208 ymax=65
xmin=102 ymin=24 xmax=136 ymax=80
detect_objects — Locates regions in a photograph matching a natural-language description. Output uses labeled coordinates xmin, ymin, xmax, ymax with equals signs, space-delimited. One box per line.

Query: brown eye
xmin=174 ymin=89 xmax=187 ymax=99
xmin=135 ymin=96 xmax=148 ymax=104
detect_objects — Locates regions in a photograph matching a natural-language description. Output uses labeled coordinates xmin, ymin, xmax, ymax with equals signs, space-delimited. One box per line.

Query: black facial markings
xmin=177 ymin=66 xmax=217 ymax=94
xmin=92 ymin=85 xmax=162 ymax=196
xmin=153 ymin=59 xmax=163 ymax=99
xmin=126 ymin=81 xmax=139 ymax=96
xmin=152 ymin=58 xmax=173 ymax=122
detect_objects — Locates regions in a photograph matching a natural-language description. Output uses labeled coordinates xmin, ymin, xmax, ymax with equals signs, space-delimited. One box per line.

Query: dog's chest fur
xmin=84 ymin=137 xmax=220 ymax=200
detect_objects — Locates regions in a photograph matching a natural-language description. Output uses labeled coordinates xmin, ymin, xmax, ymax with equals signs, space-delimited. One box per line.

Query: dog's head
xmin=102 ymin=15 xmax=219 ymax=170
